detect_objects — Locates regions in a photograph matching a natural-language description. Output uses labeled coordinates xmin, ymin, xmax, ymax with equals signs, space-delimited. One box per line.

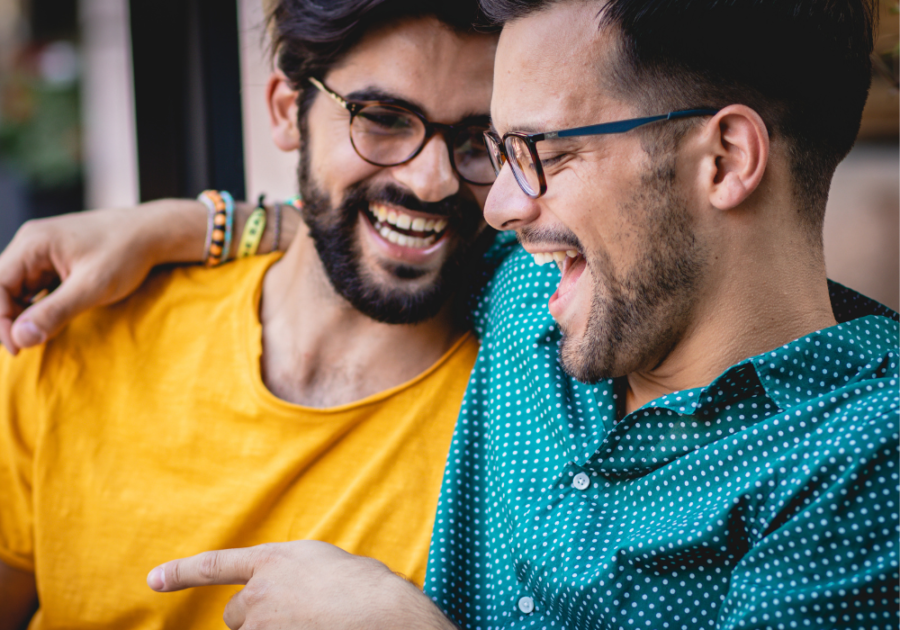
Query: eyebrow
xmin=490 ymin=121 xmax=553 ymax=136
xmin=345 ymin=86 xmax=490 ymax=125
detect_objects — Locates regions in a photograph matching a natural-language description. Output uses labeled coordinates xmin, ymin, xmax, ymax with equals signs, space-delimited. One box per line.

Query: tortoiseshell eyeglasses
xmin=309 ymin=77 xmax=496 ymax=186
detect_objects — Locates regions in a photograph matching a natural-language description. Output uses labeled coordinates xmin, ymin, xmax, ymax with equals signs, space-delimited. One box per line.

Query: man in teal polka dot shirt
xmin=425 ymin=0 xmax=899 ymax=629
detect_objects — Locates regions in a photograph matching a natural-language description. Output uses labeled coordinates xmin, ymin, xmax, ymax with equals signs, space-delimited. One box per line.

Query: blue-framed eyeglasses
xmin=484 ymin=108 xmax=719 ymax=198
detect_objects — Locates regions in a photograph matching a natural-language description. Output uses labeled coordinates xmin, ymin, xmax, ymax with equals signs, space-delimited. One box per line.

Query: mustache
xmin=366 ymin=185 xmax=481 ymax=221
xmin=517 ymin=226 xmax=583 ymax=251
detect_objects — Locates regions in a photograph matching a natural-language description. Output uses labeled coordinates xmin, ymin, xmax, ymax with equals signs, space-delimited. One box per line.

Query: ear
xmin=699 ymin=105 xmax=769 ymax=211
xmin=267 ymin=70 xmax=301 ymax=152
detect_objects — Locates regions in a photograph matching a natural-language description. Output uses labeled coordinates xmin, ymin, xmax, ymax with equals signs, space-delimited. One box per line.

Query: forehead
xmin=325 ymin=16 xmax=497 ymax=122
xmin=492 ymin=2 xmax=626 ymax=134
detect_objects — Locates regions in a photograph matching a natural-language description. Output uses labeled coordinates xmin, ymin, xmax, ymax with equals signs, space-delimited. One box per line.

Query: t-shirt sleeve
xmin=716 ymin=409 xmax=899 ymax=629
xmin=0 ymin=346 xmax=43 ymax=572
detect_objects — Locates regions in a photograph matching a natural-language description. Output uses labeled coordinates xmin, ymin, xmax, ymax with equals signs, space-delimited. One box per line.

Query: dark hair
xmin=479 ymin=0 xmax=876 ymax=230
xmin=269 ymin=0 xmax=495 ymax=121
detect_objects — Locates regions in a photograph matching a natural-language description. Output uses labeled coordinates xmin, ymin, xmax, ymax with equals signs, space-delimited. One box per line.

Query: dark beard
xmin=558 ymin=154 xmax=706 ymax=383
xmin=296 ymin=143 xmax=494 ymax=325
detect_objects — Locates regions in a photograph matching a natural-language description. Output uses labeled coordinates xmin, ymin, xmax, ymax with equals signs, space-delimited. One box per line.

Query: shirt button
xmin=517 ymin=596 xmax=535 ymax=614
xmin=572 ymin=472 xmax=591 ymax=490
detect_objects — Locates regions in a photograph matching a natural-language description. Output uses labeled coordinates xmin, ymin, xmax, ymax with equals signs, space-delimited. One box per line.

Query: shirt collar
xmin=588 ymin=283 xmax=898 ymax=478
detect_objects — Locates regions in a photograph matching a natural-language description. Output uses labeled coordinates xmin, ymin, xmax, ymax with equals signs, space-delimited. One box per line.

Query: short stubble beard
xmin=559 ymin=150 xmax=707 ymax=383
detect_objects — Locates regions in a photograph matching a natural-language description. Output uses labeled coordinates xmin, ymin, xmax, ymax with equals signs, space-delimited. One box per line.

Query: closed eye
xmin=540 ymin=154 xmax=567 ymax=168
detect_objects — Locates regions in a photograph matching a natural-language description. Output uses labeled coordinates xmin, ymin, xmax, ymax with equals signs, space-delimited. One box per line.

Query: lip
xmin=548 ymin=253 xmax=587 ymax=321
xmin=361 ymin=209 xmax=451 ymax=265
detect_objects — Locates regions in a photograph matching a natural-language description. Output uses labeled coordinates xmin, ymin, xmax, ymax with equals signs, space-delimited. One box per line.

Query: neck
xmin=624 ymin=223 xmax=837 ymax=415
xmin=259 ymin=223 xmax=463 ymax=408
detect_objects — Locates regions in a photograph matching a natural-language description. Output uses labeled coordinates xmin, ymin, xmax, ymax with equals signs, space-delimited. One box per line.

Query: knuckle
xmin=197 ymin=553 xmax=222 ymax=581
xmin=241 ymin=580 xmax=270 ymax=606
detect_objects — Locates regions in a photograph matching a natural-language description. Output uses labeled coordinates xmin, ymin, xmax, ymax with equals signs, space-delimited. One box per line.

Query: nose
xmin=390 ymin=134 xmax=459 ymax=203
xmin=483 ymin=164 xmax=541 ymax=231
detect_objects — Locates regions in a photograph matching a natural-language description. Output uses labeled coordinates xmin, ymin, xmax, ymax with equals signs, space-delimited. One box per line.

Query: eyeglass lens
xmin=504 ymin=135 xmax=540 ymax=197
xmin=350 ymin=104 xmax=495 ymax=185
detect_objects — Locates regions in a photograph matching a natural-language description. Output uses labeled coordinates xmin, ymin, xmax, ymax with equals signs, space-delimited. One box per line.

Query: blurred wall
xmin=824 ymin=144 xmax=899 ymax=310
xmin=79 ymin=0 xmax=138 ymax=209
xmin=238 ymin=0 xmax=297 ymax=202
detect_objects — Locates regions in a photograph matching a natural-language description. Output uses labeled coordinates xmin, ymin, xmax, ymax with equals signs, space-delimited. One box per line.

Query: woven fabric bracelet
xmin=199 ymin=190 xmax=228 ymax=267
xmin=238 ymin=195 xmax=268 ymax=259
xmin=220 ymin=190 xmax=236 ymax=263
xmin=271 ymin=202 xmax=283 ymax=253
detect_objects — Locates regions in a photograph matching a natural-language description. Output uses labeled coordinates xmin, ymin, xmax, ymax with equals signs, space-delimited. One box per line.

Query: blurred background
xmin=0 ymin=0 xmax=897 ymax=309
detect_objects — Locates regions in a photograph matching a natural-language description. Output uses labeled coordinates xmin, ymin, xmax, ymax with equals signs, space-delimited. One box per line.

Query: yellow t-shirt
xmin=0 ymin=254 xmax=477 ymax=629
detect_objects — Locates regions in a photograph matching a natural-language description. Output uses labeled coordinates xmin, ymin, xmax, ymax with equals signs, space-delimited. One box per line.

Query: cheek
xmin=306 ymin=118 xmax=381 ymax=200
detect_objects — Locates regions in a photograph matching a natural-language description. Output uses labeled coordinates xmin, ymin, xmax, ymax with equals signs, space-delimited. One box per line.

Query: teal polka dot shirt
xmin=426 ymin=234 xmax=899 ymax=630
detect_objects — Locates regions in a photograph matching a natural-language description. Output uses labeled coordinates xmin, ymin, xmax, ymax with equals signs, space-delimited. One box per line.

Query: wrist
xmin=378 ymin=573 xmax=458 ymax=630
xmin=138 ymin=198 xmax=210 ymax=265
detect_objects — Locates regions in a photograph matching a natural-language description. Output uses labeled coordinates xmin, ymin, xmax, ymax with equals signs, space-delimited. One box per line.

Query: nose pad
xmin=391 ymin=133 xmax=459 ymax=203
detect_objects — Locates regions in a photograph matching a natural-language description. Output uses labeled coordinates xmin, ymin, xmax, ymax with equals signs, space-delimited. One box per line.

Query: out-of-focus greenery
xmin=0 ymin=51 xmax=82 ymax=189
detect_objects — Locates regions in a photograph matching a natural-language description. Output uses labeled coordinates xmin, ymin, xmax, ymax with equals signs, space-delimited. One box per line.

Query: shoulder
xmin=471 ymin=233 xmax=560 ymax=339
xmin=4 ymin=255 xmax=278 ymax=394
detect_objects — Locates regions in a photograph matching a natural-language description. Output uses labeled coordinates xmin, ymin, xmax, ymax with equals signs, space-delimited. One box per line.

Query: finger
xmin=0 ymin=291 xmax=21 ymax=356
xmin=10 ymin=271 xmax=101 ymax=349
xmin=223 ymin=588 xmax=248 ymax=630
xmin=147 ymin=548 xmax=259 ymax=592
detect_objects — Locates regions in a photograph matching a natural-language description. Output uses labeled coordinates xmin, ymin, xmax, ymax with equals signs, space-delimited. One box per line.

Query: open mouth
xmin=531 ymin=248 xmax=588 ymax=318
xmin=364 ymin=202 xmax=449 ymax=250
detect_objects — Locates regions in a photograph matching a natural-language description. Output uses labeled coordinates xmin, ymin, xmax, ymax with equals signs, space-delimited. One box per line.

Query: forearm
xmin=141 ymin=198 xmax=300 ymax=266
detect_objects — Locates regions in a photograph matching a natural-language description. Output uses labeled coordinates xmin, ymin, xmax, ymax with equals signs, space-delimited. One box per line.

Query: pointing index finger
xmin=147 ymin=547 xmax=261 ymax=592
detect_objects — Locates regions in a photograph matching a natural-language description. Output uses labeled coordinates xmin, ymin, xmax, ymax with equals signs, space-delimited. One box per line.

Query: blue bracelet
xmin=220 ymin=190 xmax=235 ymax=263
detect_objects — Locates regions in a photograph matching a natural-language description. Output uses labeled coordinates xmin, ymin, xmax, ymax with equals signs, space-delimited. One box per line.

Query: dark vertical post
xmin=129 ymin=0 xmax=245 ymax=201
xmin=198 ymin=0 xmax=246 ymax=200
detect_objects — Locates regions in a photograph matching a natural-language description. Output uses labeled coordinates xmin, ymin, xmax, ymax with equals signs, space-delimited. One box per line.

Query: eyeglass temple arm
xmin=542 ymin=109 xmax=720 ymax=140
xmin=308 ymin=77 xmax=349 ymax=109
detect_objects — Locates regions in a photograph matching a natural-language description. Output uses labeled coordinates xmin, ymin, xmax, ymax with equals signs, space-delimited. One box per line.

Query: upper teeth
xmin=371 ymin=203 xmax=447 ymax=234
xmin=532 ymin=250 xmax=579 ymax=266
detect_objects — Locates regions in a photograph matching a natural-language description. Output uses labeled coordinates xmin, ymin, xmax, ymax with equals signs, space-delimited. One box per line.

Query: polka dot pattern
xmin=425 ymin=236 xmax=900 ymax=630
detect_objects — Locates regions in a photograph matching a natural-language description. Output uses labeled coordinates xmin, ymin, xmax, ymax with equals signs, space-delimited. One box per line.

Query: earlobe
xmin=267 ymin=71 xmax=301 ymax=152
xmin=705 ymin=105 xmax=769 ymax=211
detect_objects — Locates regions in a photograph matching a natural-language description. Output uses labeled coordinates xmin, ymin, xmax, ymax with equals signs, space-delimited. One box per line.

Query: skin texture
xmin=485 ymin=2 xmax=837 ymax=413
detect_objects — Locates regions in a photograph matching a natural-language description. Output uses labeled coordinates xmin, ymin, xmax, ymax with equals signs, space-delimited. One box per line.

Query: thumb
xmin=11 ymin=272 xmax=101 ymax=349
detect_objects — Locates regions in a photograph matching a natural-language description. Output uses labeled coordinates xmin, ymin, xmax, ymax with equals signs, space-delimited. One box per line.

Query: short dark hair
xmin=269 ymin=0 xmax=495 ymax=120
xmin=480 ymin=0 xmax=876 ymax=230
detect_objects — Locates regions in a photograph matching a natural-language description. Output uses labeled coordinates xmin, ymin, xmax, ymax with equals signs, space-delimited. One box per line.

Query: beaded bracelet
xmin=238 ymin=194 xmax=268 ymax=259
xmin=199 ymin=190 xmax=235 ymax=267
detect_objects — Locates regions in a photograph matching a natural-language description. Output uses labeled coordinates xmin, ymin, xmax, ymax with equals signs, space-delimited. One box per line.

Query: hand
xmin=0 ymin=201 xmax=205 ymax=355
xmin=146 ymin=541 xmax=456 ymax=630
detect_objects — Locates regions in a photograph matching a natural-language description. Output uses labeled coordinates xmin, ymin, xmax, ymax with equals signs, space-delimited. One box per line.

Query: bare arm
xmin=0 ymin=198 xmax=300 ymax=355
xmin=0 ymin=561 xmax=37 ymax=630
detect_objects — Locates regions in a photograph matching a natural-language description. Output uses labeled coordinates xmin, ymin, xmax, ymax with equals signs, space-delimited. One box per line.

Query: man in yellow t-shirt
xmin=0 ymin=0 xmax=499 ymax=627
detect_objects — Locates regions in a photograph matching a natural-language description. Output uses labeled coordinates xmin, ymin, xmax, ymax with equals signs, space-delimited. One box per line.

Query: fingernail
xmin=14 ymin=320 xmax=46 ymax=347
xmin=147 ymin=566 xmax=166 ymax=590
